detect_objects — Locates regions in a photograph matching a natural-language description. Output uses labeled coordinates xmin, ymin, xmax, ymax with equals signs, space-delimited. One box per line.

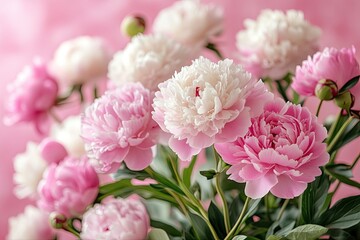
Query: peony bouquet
xmin=5 ymin=1 xmax=360 ymax=240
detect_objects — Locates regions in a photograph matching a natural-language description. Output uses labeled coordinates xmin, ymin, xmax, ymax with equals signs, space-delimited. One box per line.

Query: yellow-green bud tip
xmin=334 ymin=91 xmax=354 ymax=110
xmin=121 ymin=15 xmax=146 ymax=38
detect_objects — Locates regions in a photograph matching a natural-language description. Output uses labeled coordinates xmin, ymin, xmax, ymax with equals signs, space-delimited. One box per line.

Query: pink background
xmin=1 ymin=0 xmax=360 ymax=239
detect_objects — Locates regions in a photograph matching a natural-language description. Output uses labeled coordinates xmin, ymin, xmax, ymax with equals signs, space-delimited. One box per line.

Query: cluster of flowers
xmin=5 ymin=1 xmax=360 ymax=240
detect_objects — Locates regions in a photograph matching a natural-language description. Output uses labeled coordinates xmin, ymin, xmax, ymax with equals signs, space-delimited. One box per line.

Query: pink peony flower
xmin=3 ymin=59 xmax=59 ymax=133
xmin=153 ymin=0 xmax=223 ymax=47
xmin=236 ymin=9 xmax=321 ymax=79
xmin=80 ymin=198 xmax=150 ymax=240
xmin=215 ymin=98 xmax=329 ymax=199
xmin=81 ymin=83 xmax=162 ymax=173
xmin=7 ymin=205 xmax=55 ymax=240
xmin=152 ymin=57 xmax=272 ymax=161
xmin=37 ymin=157 xmax=99 ymax=217
xmin=292 ymin=47 xmax=360 ymax=109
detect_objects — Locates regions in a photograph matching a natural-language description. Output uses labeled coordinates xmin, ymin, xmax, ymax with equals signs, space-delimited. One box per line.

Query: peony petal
xmin=270 ymin=175 xmax=307 ymax=199
xmin=124 ymin=148 xmax=153 ymax=171
xmin=169 ymin=137 xmax=201 ymax=161
xmin=245 ymin=173 xmax=278 ymax=199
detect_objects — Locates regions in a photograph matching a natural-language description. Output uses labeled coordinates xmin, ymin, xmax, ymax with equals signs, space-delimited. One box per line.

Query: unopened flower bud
xmin=121 ymin=15 xmax=146 ymax=37
xmin=50 ymin=212 xmax=67 ymax=229
xmin=315 ymin=79 xmax=338 ymax=100
xmin=334 ymin=91 xmax=354 ymax=110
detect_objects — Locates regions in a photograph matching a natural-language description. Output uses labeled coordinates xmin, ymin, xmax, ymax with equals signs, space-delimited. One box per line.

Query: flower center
xmin=195 ymin=86 xmax=200 ymax=97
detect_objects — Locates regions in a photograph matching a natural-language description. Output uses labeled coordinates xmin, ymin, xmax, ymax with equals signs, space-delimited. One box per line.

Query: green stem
xmin=326 ymin=111 xmax=342 ymax=144
xmin=350 ymin=153 xmax=360 ymax=169
xmin=316 ymin=100 xmax=323 ymax=117
xmin=327 ymin=116 xmax=354 ymax=153
xmin=224 ymin=197 xmax=251 ymax=240
xmin=276 ymin=199 xmax=290 ymax=222
xmin=62 ymin=220 xmax=80 ymax=238
xmin=213 ymin=147 xmax=231 ymax=233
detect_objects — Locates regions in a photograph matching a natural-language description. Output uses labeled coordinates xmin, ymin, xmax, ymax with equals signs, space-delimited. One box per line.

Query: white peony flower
xmin=51 ymin=36 xmax=110 ymax=85
xmin=236 ymin=9 xmax=321 ymax=79
xmin=13 ymin=142 xmax=48 ymax=199
xmin=108 ymin=34 xmax=191 ymax=91
xmin=51 ymin=115 xmax=85 ymax=157
xmin=153 ymin=0 xmax=223 ymax=47
xmin=152 ymin=56 xmax=272 ymax=160
xmin=7 ymin=205 xmax=54 ymax=240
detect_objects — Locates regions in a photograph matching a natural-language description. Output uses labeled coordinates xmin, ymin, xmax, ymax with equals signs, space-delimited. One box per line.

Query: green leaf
xmin=327 ymin=229 xmax=356 ymax=240
xmin=243 ymin=198 xmax=262 ymax=222
xmin=183 ymin=155 xmax=198 ymax=188
xmin=233 ymin=236 xmax=262 ymax=240
xmin=189 ymin=212 xmax=214 ymax=240
xmin=330 ymin=118 xmax=360 ymax=153
xmin=229 ymin=195 xmax=244 ymax=227
xmin=285 ymin=224 xmax=327 ymax=240
xmin=150 ymin=220 xmax=182 ymax=237
xmin=325 ymin=164 xmax=360 ymax=189
xmin=266 ymin=235 xmax=286 ymax=240
xmin=208 ymin=202 xmax=226 ymax=239
xmin=147 ymin=228 xmax=170 ymax=240
xmin=151 ymin=170 xmax=184 ymax=195
xmin=199 ymin=169 xmax=217 ymax=180
xmin=301 ymin=173 xmax=330 ymax=223
xmin=319 ymin=195 xmax=360 ymax=229
xmin=113 ymin=166 xmax=150 ymax=180
xmin=338 ymin=75 xmax=360 ymax=94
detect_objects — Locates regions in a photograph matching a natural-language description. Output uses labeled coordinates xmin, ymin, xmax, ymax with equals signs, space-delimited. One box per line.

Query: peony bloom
xmin=51 ymin=36 xmax=110 ymax=85
xmin=3 ymin=59 xmax=58 ymax=133
xmin=292 ymin=47 xmax=360 ymax=109
xmin=7 ymin=205 xmax=55 ymax=240
xmin=153 ymin=0 xmax=223 ymax=47
xmin=51 ymin=115 xmax=86 ymax=157
xmin=108 ymin=34 xmax=190 ymax=91
xmin=236 ymin=9 xmax=321 ymax=79
xmin=13 ymin=142 xmax=48 ymax=199
xmin=215 ymin=98 xmax=329 ymax=199
xmin=37 ymin=157 xmax=99 ymax=217
xmin=152 ymin=57 xmax=272 ymax=161
xmin=81 ymin=198 xmax=150 ymax=240
xmin=81 ymin=83 xmax=162 ymax=173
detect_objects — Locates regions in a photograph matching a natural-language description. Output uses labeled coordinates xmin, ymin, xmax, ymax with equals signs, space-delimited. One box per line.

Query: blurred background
xmin=1 ymin=0 xmax=360 ymax=238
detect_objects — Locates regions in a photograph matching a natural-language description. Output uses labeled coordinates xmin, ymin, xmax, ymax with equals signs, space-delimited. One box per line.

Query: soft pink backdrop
xmin=1 ymin=0 xmax=360 ymax=239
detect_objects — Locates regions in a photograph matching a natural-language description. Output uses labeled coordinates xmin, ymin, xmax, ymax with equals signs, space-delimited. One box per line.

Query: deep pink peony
xmin=3 ymin=58 xmax=59 ymax=133
xmin=37 ymin=157 xmax=99 ymax=217
xmin=215 ymin=98 xmax=329 ymax=199
xmin=152 ymin=57 xmax=272 ymax=161
xmin=80 ymin=198 xmax=150 ymax=240
xmin=81 ymin=83 xmax=162 ymax=173
xmin=292 ymin=47 xmax=360 ymax=109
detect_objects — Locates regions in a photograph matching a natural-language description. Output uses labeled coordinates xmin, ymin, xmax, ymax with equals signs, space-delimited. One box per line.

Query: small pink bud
xmin=315 ymin=79 xmax=338 ymax=100
xmin=39 ymin=138 xmax=68 ymax=164
xmin=49 ymin=212 xmax=67 ymax=229
xmin=120 ymin=15 xmax=146 ymax=37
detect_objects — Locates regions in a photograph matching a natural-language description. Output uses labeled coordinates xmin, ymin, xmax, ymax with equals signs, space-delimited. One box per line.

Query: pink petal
xmin=239 ymin=164 xmax=263 ymax=180
xmin=258 ymin=149 xmax=297 ymax=168
xmin=169 ymin=137 xmax=201 ymax=161
xmin=270 ymin=175 xmax=307 ymax=199
xmin=245 ymin=173 xmax=278 ymax=199
xmin=124 ymin=148 xmax=153 ymax=171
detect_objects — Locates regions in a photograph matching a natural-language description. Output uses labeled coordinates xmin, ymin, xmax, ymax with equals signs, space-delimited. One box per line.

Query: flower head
xmin=81 ymin=83 xmax=162 ymax=173
xmin=215 ymin=98 xmax=329 ymax=199
xmin=152 ymin=57 xmax=272 ymax=160
xmin=236 ymin=9 xmax=321 ymax=79
xmin=80 ymin=198 xmax=150 ymax=240
xmin=153 ymin=0 xmax=223 ymax=47
xmin=37 ymin=157 xmax=99 ymax=217
xmin=4 ymin=59 xmax=58 ymax=133
xmin=292 ymin=47 xmax=360 ymax=110
xmin=108 ymin=34 xmax=190 ymax=91
xmin=51 ymin=36 xmax=110 ymax=85
xmin=7 ymin=205 xmax=55 ymax=240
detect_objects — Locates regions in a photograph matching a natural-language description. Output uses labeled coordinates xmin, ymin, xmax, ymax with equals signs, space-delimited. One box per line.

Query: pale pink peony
xmin=153 ymin=0 xmax=223 ymax=47
xmin=7 ymin=205 xmax=55 ymax=240
xmin=108 ymin=34 xmax=190 ymax=91
xmin=3 ymin=59 xmax=58 ymax=133
xmin=51 ymin=36 xmax=110 ymax=85
xmin=236 ymin=9 xmax=321 ymax=79
xmin=292 ymin=47 xmax=360 ymax=109
xmin=80 ymin=198 xmax=150 ymax=240
xmin=215 ymin=98 xmax=329 ymax=199
xmin=152 ymin=57 xmax=272 ymax=161
xmin=37 ymin=157 xmax=99 ymax=217
xmin=81 ymin=83 xmax=162 ymax=173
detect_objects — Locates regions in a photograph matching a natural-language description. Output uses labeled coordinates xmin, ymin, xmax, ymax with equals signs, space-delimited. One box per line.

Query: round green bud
xmin=334 ymin=91 xmax=354 ymax=110
xmin=49 ymin=212 xmax=67 ymax=229
xmin=315 ymin=79 xmax=338 ymax=100
xmin=120 ymin=15 xmax=146 ymax=38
